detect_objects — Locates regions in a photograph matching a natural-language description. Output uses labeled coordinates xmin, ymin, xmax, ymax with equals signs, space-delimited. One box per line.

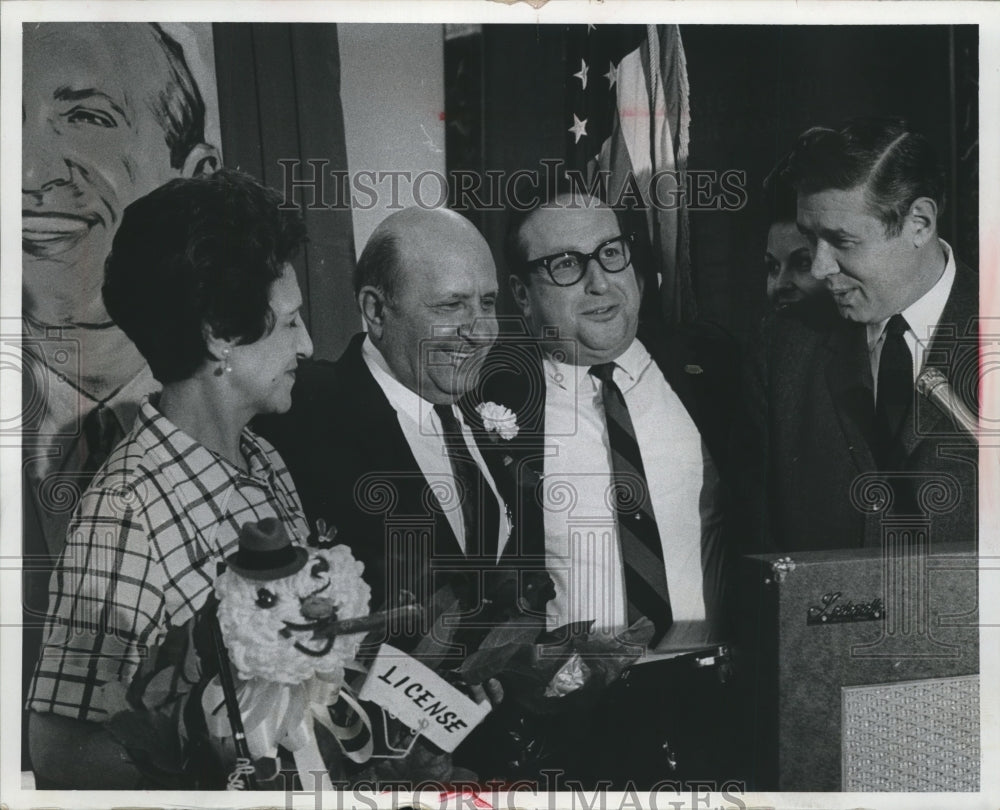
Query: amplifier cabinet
xmin=734 ymin=543 xmax=978 ymax=791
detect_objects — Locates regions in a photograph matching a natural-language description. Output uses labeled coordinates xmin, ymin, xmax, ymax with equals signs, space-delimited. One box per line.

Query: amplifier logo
xmin=807 ymin=591 xmax=885 ymax=625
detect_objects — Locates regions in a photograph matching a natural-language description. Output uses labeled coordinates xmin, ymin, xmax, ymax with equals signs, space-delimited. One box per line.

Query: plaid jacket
xmin=27 ymin=399 xmax=309 ymax=722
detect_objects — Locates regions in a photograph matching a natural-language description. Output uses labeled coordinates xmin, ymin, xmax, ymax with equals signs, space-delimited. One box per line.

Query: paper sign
xmin=358 ymin=645 xmax=492 ymax=752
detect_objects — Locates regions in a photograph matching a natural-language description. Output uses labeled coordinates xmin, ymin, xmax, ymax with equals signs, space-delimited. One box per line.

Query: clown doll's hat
xmin=226 ymin=517 xmax=309 ymax=580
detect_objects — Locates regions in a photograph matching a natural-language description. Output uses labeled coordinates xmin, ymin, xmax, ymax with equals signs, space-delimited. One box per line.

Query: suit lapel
xmin=471 ymin=341 xmax=548 ymax=478
xmin=824 ymin=321 xmax=878 ymax=472
xmin=899 ymin=261 xmax=979 ymax=459
xmin=341 ymin=337 xmax=466 ymax=560
xmin=340 ymin=337 xmax=428 ymax=476
xmin=639 ymin=325 xmax=700 ymax=426
xmin=639 ymin=323 xmax=732 ymax=472
xmin=467 ymin=341 xmax=550 ymax=562
xmin=817 ymin=259 xmax=976 ymax=470
xmin=461 ymin=405 xmax=514 ymax=506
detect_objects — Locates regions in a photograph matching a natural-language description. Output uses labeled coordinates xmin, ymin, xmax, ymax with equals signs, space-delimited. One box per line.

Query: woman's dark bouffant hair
xmin=103 ymin=168 xmax=307 ymax=384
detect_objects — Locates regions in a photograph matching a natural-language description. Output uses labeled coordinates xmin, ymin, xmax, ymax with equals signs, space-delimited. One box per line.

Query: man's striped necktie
xmin=590 ymin=362 xmax=673 ymax=642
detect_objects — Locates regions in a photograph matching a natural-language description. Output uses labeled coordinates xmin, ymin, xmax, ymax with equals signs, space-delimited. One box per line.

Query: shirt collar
xmin=867 ymin=239 xmax=956 ymax=350
xmin=362 ymin=334 xmax=438 ymax=429
xmin=611 ymin=338 xmax=652 ymax=388
xmin=136 ymin=396 xmax=275 ymax=481
xmin=104 ymin=363 xmax=160 ymax=429
xmin=242 ymin=431 xmax=276 ymax=479
xmin=543 ymin=337 xmax=650 ymax=392
xmin=32 ymin=356 xmax=158 ymax=435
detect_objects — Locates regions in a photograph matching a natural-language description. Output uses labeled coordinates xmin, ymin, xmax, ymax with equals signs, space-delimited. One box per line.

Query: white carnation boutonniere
xmin=476 ymin=401 xmax=519 ymax=441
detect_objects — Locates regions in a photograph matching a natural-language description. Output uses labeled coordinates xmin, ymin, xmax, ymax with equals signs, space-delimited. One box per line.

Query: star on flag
xmin=605 ymin=60 xmax=619 ymax=90
xmin=562 ymin=24 xmax=695 ymax=324
xmin=566 ymin=26 xmax=646 ymax=160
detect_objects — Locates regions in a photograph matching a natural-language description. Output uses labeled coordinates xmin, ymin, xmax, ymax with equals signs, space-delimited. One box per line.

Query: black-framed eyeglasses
xmin=524 ymin=234 xmax=634 ymax=287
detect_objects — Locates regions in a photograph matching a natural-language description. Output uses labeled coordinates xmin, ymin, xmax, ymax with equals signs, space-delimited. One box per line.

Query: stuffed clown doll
xmin=203 ymin=517 xmax=373 ymax=789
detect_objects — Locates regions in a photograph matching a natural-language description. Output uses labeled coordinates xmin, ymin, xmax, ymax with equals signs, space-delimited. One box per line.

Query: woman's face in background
xmin=765 ymin=221 xmax=826 ymax=310
xmin=226 ymin=263 xmax=314 ymax=416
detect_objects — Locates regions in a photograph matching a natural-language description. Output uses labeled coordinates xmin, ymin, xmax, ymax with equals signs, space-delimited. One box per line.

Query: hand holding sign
xmin=359 ymin=646 xmax=493 ymax=753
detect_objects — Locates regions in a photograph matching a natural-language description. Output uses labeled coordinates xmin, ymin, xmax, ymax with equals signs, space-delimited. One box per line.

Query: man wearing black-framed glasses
xmin=526 ymin=232 xmax=634 ymax=286
xmin=472 ymin=191 xmax=738 ymax=787
xmin=509 ymin=213 xmax=642 ymax=369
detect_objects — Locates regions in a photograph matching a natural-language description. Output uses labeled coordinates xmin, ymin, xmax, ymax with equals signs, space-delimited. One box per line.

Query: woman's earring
xmin=215 ymin=347 xmax=232 ymax=377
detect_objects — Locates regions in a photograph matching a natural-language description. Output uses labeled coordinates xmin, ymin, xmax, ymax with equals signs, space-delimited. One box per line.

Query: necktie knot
xmin=589 ymin=362 xmax=617 ymax=385
xmin=886 ymin=313 xmax=910 ymax=338
xmin=82 ymin=403 xmax=123 ymax=474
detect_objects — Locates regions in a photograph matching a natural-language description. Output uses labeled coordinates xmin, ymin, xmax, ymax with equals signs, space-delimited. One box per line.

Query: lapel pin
xmin=684 ymin=364 xmax=704 ymax=375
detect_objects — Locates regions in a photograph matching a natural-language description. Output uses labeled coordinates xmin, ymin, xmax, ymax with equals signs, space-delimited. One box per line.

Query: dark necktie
xmin=82 ymin=403 xmax=124 ymax=476
xmin=433 ymin=404 xmax=499 ymax=560
xmin=874 ymin=314 xmax=913 ymax=468
xmin=590 ymin=363 xmax=673 ymax=642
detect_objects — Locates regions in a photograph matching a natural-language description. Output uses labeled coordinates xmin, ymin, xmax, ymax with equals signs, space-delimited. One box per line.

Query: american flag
xmin=565 ymin=24 xmax=695 ymax=325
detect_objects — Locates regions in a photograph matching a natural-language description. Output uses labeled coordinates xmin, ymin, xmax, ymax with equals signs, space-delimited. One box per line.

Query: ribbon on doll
xmin=203 ymin=669 xmax=374 ymax=788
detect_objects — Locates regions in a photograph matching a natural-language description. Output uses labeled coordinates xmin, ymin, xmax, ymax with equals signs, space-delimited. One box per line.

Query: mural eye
xmin=310 ymin=556 xmax=330 ymax=578
xmin=255 ymin=588 xmax=278 ymax=609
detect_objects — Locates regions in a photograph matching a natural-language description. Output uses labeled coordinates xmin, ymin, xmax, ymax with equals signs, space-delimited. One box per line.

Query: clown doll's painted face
xmin=215 ymin=545 xmax=370 ymax=685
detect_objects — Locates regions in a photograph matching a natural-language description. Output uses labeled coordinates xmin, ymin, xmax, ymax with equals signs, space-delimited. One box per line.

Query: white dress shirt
xmin=540 ymin=338 xmax=726 ymax=651
xmin=362 ymin=336 xmax=509 ymax=557
xmin=867 ymin=239 xmax=956 ymax=396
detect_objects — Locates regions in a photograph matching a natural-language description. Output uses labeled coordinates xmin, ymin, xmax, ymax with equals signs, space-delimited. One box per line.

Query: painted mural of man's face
xmin=22 ymin=23 xmax=216 ymax=327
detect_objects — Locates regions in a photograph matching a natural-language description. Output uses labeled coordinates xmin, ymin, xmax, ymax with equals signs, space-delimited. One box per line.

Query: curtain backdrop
xmin=214 ymin=23 xmax=357 ymax=362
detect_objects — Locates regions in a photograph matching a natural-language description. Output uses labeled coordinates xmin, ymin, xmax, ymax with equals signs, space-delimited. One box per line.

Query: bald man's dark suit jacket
xmin=739 ymin=262 xmax=978 ymax=553
xmin=255 ymin=334 xmax=551 ymax=660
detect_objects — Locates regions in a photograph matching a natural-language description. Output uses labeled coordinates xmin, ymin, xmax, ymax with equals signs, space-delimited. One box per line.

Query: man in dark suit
xmin=740 ymin=118 xmax=978 ymax=554
xmin=257 ymin=207 xmax=550 ymax=669
xmin=474 ymin=191 xmax=739 ymax=787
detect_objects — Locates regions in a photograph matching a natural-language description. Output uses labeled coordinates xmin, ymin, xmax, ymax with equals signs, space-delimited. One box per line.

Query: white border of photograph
xmin=2 ymin=2 xmax=997 ymax=809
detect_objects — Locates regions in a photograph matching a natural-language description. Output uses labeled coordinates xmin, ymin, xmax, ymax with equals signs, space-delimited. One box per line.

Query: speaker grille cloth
xmin=842 ymin=675 xmax=979 ymax=791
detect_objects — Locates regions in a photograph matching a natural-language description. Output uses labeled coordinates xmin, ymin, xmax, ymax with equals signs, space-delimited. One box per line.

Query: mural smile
xmin=22 ymin=213 xmax=97 ymax=258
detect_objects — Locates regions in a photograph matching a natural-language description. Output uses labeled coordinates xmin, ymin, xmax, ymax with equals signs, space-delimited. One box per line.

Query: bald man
xmin=256 ymin=208 xmax=550 ymax=671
